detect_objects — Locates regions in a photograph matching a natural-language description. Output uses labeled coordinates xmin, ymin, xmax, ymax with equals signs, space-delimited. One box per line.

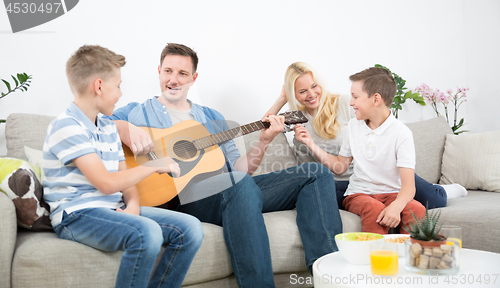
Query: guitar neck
xmin=193 ymin=120 xmax=270 ymax=150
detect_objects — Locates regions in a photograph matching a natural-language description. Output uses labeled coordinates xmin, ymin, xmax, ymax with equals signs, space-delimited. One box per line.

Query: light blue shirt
xmin=43 ymin=102 xmax=124 ymax=226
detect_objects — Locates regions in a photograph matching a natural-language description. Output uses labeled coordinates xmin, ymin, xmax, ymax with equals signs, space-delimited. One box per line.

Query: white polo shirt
xmin=339 ymin=114 xmax=415 ymax=196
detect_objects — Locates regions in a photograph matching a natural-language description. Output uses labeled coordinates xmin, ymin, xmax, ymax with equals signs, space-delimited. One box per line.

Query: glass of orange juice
xmin=441 ymin=225 xmax=462 ymax=249
xmin=370 ymin=242 xmax=398 ymax=276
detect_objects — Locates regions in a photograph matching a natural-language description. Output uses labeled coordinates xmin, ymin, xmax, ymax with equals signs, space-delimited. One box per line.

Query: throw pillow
xmin=405 ymin=116 xmax=453 ymax=184
xmin=0 ymin=157 xmax=53 ymax=231
xmin=440 ymin=130 xmax=500 ymax=192
xmin=24 ymin=146 xmax=45 ymax=183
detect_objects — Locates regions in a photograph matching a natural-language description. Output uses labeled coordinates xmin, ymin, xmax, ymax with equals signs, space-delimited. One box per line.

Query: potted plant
xmin=403 ymin=204 xmax=459 ymax=273
xmin=1 ymin=73 xmax=32 ymax=123
xmin=404 ymin=203 xmax=447 ymax=247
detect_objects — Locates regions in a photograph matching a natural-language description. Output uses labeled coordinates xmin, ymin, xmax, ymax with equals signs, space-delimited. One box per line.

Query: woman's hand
xmin=294 ymin=124 xmax=313 ymax=147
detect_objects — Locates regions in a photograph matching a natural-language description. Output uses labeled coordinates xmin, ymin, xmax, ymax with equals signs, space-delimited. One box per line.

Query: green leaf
xmin=18 ymin=73 xmax=26 ymax=83
xmin=375 ymin=64 xmax=390 ymax=72
xmin=11 ymin=75 xmax=19 ymax=86
xmin=2 ymin=79 xmax=11 ymax=91
xmin=403 ymin=90 xmax=413 ymax=98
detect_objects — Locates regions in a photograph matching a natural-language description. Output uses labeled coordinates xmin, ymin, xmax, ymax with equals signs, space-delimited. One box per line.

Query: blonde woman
xmin=267 ymin=62 xmax=464 ymax=209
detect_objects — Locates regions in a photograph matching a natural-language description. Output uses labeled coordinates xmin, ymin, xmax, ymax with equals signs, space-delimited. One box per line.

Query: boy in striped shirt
xmin=43 ymin=45 xmax=203 ymax=288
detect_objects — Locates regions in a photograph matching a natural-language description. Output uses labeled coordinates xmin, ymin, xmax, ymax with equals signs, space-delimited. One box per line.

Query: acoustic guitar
xmin=123 ymin=111 xmax=308 ymax=207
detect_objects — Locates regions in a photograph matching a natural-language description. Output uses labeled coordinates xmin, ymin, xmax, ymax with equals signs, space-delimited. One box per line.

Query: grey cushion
xmin=339 ymin=210 xmax=362 ymax=232
xmin=235 ymin=132 xmax=298 ymax=176
xmin=6 ymin=113 xmax=55 ymax=159
xmin=265 ymin=210 xmax=307 ymax=273
xmin=179 ymin=223 xmax=232 ymax=285
xmin=405 ymin=116 xmax=453 ymax=183
xmin=440 ymin=131 xmax=500 ymax=192
xmin=13 ymin=230 xmax=121 ymax=287
xmin=436 ymin=191 xmax=500 ymax=253
xmin=0 ymin=193 xmax=17 ymax=288
xmin=13 ymin=223 xmax=231 ymax=288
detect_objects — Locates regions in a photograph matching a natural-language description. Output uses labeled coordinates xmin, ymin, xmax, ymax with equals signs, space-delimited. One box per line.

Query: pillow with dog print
xmin=0 ymin=157 xmax=52 ymax=231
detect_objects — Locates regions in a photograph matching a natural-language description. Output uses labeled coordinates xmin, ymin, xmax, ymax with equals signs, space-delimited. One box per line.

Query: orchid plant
xmin=414 ymin=83 xmax=469 ymax=135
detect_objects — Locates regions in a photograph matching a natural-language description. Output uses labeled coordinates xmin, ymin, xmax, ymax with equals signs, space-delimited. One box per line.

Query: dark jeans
xmin=335 ymin=174 xmax=447 ymax=209
xmin=176 ymin=163 xmax=343 ymax=288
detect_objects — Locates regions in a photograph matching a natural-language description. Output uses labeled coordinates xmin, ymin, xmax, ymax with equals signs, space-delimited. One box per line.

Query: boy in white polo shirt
xmin=43 ymin=45 xmax=203 ymax=287
xmin=294 ymin=67 xmax=425 ymax=234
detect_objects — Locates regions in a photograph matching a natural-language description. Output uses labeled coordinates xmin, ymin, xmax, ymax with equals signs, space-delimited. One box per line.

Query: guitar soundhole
xmin=173 ymin=140 xmax=198 ymax=160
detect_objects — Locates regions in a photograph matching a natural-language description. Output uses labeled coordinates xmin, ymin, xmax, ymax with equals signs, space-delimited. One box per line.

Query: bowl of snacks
xmin=334 ymin=232 xmax=384 ymax=265
xmin=383 ymin=234 xmax=410 ymax=257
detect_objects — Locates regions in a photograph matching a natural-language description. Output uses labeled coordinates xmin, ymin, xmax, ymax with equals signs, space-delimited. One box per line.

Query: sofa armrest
xmin=0 ymin=192 xmax=17 ymax=288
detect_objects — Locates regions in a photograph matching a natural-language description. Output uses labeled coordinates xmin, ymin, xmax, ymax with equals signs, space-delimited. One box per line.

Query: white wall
xmin=1 ymin=0 xmax=499 ymax=155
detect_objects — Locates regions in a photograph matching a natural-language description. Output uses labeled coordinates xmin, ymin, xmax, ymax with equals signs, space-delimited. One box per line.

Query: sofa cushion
xmin=0 ymin=192 xmax=17 ymax=288
xmin=5 ymin=113 xmax=55 ymax=159
xmin=0 ymin=157 xmax=52 ymax=231
xmin=178 ymin=223 xmax=232 ymax=285
xmin=405 ymin=116 xmax=453 ymax=184
xmin=264 ymin=210 xmax=307 ymax=273
xmin=13 ymin=223 xmax=232 ymax=288
xmin=437 ymin=191 xmax=500 ymax=253
xmin=235 ymin=132 xmax=298 ymax=176
xmin=13 ymin=230 xmax=121 ymax=288
xmin=24 ymin=146 xmax=45 ymax=183
xmin=440 ymin=131 xmax=500 ymax=192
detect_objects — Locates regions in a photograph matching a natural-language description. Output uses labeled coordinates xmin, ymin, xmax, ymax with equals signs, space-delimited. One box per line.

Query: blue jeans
xmin=54 ymin=206 xmax=203 ymax=288
xmin=176 ymin=162 xmax=342 ymax=288
xmin=335 ymin=174 xmax=447 ymax=209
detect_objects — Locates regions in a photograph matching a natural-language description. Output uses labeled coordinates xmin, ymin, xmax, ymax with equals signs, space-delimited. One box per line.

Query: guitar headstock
xmin=279 ymin=110 xmax=308 ymax=125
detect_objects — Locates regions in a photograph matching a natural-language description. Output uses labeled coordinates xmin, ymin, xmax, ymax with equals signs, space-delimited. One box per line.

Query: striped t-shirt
xmin=43 ymin=102 xmax=125 ymax=227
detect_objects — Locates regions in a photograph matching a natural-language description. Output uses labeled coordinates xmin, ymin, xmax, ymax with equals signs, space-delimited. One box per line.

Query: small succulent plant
xmin=403 ymin=203 xmax=446 ymax=242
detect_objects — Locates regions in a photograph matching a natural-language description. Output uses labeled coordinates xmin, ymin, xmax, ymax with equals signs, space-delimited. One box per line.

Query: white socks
xmin=440 ymin=183 xmax=468 ymax=199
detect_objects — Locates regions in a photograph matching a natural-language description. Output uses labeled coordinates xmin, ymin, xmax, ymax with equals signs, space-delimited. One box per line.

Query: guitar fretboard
xmin=193 ymin=121 xmax=270 ymax=150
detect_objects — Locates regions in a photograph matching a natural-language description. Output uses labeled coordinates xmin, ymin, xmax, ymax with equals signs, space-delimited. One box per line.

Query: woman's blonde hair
xmin=284 ymin=62 xmax=339 ymax=139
